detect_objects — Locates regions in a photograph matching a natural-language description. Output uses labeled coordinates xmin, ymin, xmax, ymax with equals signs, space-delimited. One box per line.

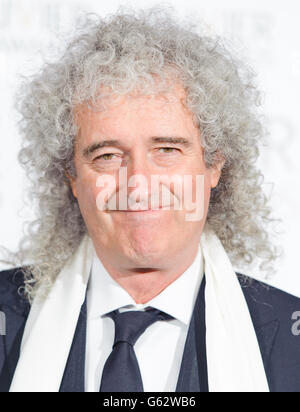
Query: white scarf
xmin=9 ymin=225 xmax=269 ymax=392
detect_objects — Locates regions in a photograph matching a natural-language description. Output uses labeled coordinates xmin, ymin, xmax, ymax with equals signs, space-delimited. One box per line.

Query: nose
xmin=126 ymin=149 xmax=153 ymax=176
xmin=117 ymin=149 xmax=154 ymax=210
xmin=125 ymin=150 xmax=152 ymax=196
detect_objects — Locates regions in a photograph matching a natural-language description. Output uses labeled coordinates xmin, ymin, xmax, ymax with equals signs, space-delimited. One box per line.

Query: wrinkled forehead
xmin=73 ymin=78 xmax=191 ymax=126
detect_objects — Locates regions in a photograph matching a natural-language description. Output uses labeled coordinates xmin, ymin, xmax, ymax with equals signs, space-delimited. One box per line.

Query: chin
xmin=123 ymin=240 xmax=169 ymax=266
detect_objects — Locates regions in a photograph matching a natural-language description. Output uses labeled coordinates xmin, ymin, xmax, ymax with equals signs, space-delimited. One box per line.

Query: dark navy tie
xmin=99 ymin=307 xmax=174 ymax=392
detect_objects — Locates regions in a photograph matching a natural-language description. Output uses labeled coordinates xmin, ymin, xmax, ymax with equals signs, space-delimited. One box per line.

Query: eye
xmin=94 ymin=153 xmax=119 ymax=161
xmin=157 ymin=147 xmax=180 ymax=154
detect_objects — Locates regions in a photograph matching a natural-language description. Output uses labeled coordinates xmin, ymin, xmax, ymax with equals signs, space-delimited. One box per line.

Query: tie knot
xmin=107 ymin=307 xmax=173 ymax=347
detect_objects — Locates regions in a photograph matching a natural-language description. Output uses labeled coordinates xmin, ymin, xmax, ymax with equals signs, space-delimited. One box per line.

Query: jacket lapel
xmin=175 ymin=313 xmax=201 ymax=392
xmin=176 ymin=276 xmax=279 ymax=392
xmin=0 ymin=304 xmax=29 ymax=391
xmin=176 ymin=278 xmax=206 ymax=392
xmin=239 ymin=280 xmax=280 ymax=381
xmin=59 ymin=298 xmax=87 ymax=392
xmin=252 ymin=319 xmax=279 ymax=375
xmin=1 ymin=291 xmax=88 ymax=393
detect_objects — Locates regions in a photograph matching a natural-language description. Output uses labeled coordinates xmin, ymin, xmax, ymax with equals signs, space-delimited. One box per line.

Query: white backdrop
xmin=0 ymin=0 xmax=299 ymax=296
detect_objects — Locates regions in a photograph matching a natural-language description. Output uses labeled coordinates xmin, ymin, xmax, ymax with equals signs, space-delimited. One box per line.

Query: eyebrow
xmin=82 ymin=136 xmax=192 ymax=157
xmin=82 ymin=140 xmax=119 ymax=157
xmin=151 ymin=136 xmax=192 ymax=147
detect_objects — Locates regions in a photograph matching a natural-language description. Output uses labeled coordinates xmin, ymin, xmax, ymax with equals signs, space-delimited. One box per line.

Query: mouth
xmin=108 ymin=206 xmax=174 ymax=220
xmin=112 ymin=206 xmax=173 ymax=213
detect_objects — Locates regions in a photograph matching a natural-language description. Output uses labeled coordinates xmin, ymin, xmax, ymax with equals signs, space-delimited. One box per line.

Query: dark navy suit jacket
xmin=0 ymin=267 xmax=300 ymax=392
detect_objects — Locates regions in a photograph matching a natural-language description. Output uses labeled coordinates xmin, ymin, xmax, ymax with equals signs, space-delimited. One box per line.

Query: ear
xmin=210 ymin=155 xmax=225 ymax=189
xmin=65 ymin=170 xmax=78 ymax=199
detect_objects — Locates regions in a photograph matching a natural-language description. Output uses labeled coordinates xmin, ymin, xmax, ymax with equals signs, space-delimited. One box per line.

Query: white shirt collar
xmin=87 ymin=245 xmax=204 ymax=326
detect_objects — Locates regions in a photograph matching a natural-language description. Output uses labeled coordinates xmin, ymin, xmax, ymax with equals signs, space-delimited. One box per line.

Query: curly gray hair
xmin=1 ymin=6 xmax=281 ymax=302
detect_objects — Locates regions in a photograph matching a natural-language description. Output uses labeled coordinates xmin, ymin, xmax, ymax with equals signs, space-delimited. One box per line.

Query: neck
xmin=94 ymin=244 xmax=200 ymax=304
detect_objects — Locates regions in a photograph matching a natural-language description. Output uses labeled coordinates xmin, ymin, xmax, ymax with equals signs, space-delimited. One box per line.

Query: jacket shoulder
xmin=0 ymin=267 xmax=30 ymax=315
xmin=237 ymin=274 xmax=300 ymax=392
xmin=237 ymin=273 xmax=300 ymax=326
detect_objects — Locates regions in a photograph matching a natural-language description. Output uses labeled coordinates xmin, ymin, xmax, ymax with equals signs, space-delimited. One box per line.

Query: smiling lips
xmin=112 ymin=205 xmax=174 ymax=212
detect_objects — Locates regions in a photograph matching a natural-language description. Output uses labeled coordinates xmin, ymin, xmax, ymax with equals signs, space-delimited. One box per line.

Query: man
xmin=1 ymin=7 xmax=300 ymax=392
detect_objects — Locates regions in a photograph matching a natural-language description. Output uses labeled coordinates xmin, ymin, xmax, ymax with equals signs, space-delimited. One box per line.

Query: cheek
xmin=75 ymin=174 xmax=99 ymax=214
xmin=179 ymin=170 xmax=211 ymax=224
xmin=201 ymin=173 xmax=212 ymax=213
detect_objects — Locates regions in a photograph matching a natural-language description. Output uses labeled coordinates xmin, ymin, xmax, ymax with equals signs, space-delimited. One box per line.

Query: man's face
xmin=69 ymin=83 xmax=223 ymax=270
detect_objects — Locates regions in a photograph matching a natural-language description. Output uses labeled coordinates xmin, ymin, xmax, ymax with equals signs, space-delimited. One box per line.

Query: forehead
xmin=73 ymin=82 xmax=199 ymax=143
xmin=76 ymin=80 xmax=187 ymax=113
